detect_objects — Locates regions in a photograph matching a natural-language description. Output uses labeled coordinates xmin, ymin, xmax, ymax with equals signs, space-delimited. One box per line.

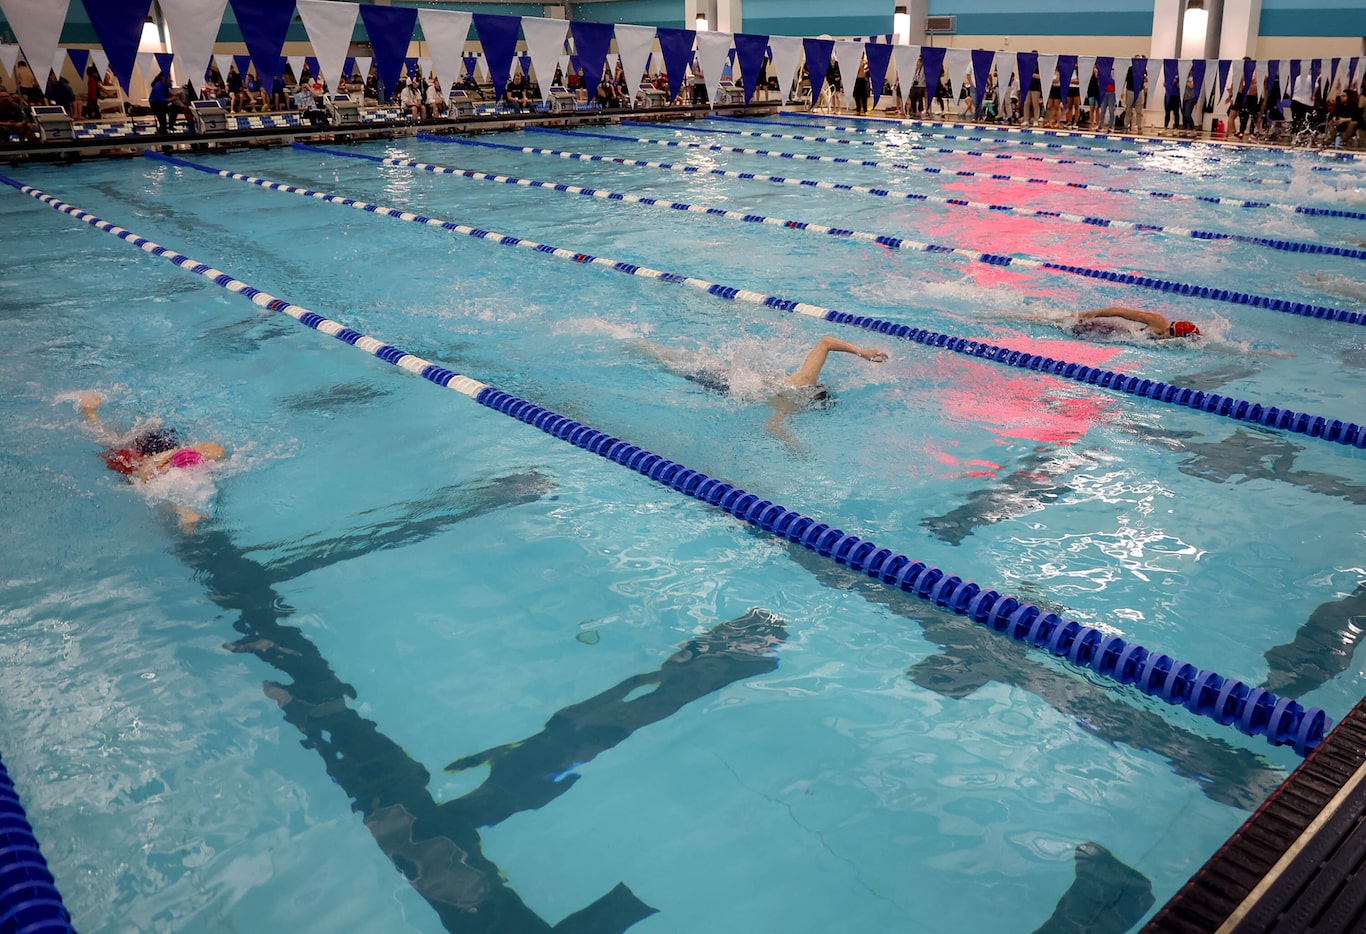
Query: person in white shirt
xmin=400 ymin=79 xmax=425 ymax=120
xmin=426 ymin=77 xmax=446 ymax=116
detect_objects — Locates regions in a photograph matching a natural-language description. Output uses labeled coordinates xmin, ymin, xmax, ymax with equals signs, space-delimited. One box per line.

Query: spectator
xmin=148 ymin=71 xmax=173 ymax=133
xmin=1084 ymin=65 xmax=1100 ymax=129
xmin=1064 ymin=66 xmax=1081 ymax=127
xmin=0 ymin=86 xmax=36 ymax=142
xmin=1023 ymin=57 xmax=1042 ymax=126
xmin=400 ymin=77 xmax=425 ymax=119
xmin=46 ymin=71 xmax=77 ymax=117
xmin=426 ymin=76 xmax=447 ymax=117
xmin=84 ymin=63 xmax=102 ymax=119
xmin=852 ymin=57 xmax=870 ymax=115
xmin=1180 ymin=74 xmax=1199 ymax=135
xmin=504 ymin=72 xmax=532 ymax=112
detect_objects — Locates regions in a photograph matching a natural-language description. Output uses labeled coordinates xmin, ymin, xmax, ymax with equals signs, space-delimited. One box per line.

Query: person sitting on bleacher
xmin=504 ymin=72 xmax=532 ymax=112
xmin=595 ymin=75 xmax=622 ymax=109
xmin=46 ymin=71 xmax=77 ymax=117
xmin=399 ymin=77 xmax=425 ymax=120
xmin=0 ymin=86 xmax=36 ymax=142
xmin=294 ymin=82 xmax=327 ymax=126
xmin=426 ymin=77 xmax=447 ymax=117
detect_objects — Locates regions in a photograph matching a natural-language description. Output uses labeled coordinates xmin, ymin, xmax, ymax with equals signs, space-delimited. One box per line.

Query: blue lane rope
xmin=424 ymin=135 xmax=1366 ymax=328
xmin=693 ymin=116 xmax=1303 ymax=184
xmin=0 ymin=171 xmax=1333 ymax=757
xmin=606 ymin=125 xmax=1361 ymax=261
xmin=778 ymin=110 xmax=1364 ymax=168
xmin=526 ymin=125 xmax=1366 ymax=223
xmin=0 ymin=751 xmax=76 ymax=934
xmin=153 ymin=149 xmax=1365 ymax=449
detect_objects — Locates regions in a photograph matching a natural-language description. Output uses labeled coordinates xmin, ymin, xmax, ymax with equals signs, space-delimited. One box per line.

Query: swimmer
xmin=637 ymin=336 xmax=888 ymax=449
xmin=1072 ymin=307 xmax=1201 ymax=340
xmin=79 ymin=394 xmax=226 ymax=531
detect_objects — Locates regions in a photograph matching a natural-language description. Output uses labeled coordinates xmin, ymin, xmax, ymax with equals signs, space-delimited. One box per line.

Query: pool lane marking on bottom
xmin=526 ymin=125 xmax=1366 ymax=224
xmin=147 ymin=150 xmax=1364 ymax=450
xmin=420 ymin=135 xmax=1365 ymax=327
xmin=0 ymin=172 xmax=1332 ymax=756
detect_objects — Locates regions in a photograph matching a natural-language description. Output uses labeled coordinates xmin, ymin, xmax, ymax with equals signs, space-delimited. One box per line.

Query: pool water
xmin=1 ymin=116 xmax=1364 ymax=933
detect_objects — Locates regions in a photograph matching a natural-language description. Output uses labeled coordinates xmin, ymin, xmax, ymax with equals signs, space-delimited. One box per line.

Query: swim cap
xmin=102 ymin=448 xmax=141 ymax=475
xmin=1170 ymin=320 xmax=1201 ymax=338
xmin=168 ymin=448 xmax=207 ymax=469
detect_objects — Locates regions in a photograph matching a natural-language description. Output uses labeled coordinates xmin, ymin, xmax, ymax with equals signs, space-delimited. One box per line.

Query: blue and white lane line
xmin=526 ymin=126 xmax=1366 ymax=223
xmin=0 ymin=173 xmax=1333 ymax=757
xmin=151 ymin=151 xmax=1365 ymax=449
xmin=778 ymin=111 xmax=1364 ymax=168
xmin=424 ymin=135 xmax=1366 ymax=327
xmin=585 ymin=130 xmax=1360 ymax=261
xmin=695 ymin=116 xmax=1305 ymax=184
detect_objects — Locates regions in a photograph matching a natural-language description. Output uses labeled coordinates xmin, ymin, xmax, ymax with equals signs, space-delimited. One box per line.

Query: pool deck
xmin=0 ymin=101 xmax=1349 ymax=165
xmin=1148 ymin=695 xmax=1366 ymax=933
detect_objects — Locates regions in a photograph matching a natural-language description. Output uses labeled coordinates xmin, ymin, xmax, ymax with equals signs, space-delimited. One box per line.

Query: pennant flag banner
xmin=160 ymin=0 xmax=229 ymax=91
xmin=655 ymin=26 xmax=695 ymax=103
xmin=1077 ymin=55 xmax=1096 ymax=96
xmin=0 ymin=44 xmax=20 ymax=79
xmin=696 ymin=30 xmax=734 ymax=104
xmin=473 ymin=14 xmax=521 ymax=101
xmin=154 ymin=50 xmax=175 ymax=83
xmin=135 ymin=50 xmax=156 ymax=87
xmin=418 ymin=9 xmax=472 ymax=91
xmin=1163 ymin=57 xmax=1180 ymax=97
xmin=354 ymin=56 xmax=371 ymax=84
xmin=866 ymin=41 xmax=893 ymax=106
xmin=85 ymin=0 xmax=153 ymax=93
xmin=615 ymin=23 xmax=656 ymax=101
xmin=0 ymin=0 xmax=70 ymax=91
xmin=298 ymin=0 xmax=357 ymax=94
xmin=229 ymin=0 xmax=294 ymax=93
xmin=1016 ymin=51 xmax=1039 ymax=96
xmin=944 ymin=47 xmax=970 ymax=96
xmin=890 ymin=43 xmax=918 ymax=94
xmin=971 ymin=47 xmax=995 ymax=108
xmin=767 ymin=34 xmax=803 ymax=104
xmin=921 ymin=45 xmax=947 ymax=101
xmin=1348 ymin=56 xmax=1359 ymax=87
xmin=1216 ymin=58 xmax=1231 ymax=97
xmin=833 ymin=38 xmax=864 ymax=89
xmin=803 ymin=37 xmax=834 ymax=105
xmin=1057 ymin=53 xmax=1077 ymax=97
xmin=733 ymin=32 xmax=769 ymax=104
xmin=463 ymin=54 xmax=478 ymax=81
xmin=51 ymin=48 xmax=67 ymax=80
xmin=233 ymin=53 xmax=252 ymax=81
xmin=569 ymin=20 xmax=614 ymax=97
xmin=68 ymin=47 xmax=89 ymax=79
xmin=1189 ymin=58 xmax=1208 ymax=99
xmin=521 ymin=16 xmax=569 ymax=101
xmin=1037 ymin=53 xmax=1058 ymax=97
xmin=359 ymin=3 xmax=417 ymax=95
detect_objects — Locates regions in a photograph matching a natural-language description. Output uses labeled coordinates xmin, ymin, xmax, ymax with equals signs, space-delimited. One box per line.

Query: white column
xmin=899 ymin=0 xmax=928 ymax=45
xmin=716 ymin=0 xmax=739 ymax=34
xmin=685 ymin=0 xmax=703 ymax=30
xmin=1150 ymin=0 xmax=1181 ymax=59
xmin=1219 ymin=0 xmax=1262 ymax=59
xmin=1180 ymin=0 xmax=1222 ymax=59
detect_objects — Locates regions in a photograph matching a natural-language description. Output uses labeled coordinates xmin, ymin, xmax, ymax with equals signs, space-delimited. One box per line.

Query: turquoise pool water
xmin=1 ymin=117 xmax=1364 ymax=932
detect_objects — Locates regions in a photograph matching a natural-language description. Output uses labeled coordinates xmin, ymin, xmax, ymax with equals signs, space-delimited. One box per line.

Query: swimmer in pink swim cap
xmin=1071 ymin=307 xmax=1201 ymax=340
xmin=79 ymin=394 xmax=227 ymax=531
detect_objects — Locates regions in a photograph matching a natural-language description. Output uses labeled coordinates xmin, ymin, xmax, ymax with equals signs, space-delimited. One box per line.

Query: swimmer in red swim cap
xmin=1072 ymin=307 xmax=1201 ymax=340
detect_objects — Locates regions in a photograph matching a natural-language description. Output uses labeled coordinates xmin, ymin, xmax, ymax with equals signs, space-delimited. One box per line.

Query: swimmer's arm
xmin=1076 ymin=307 xmax=1168 ymax=333
xmin=764 ymin=407 xmax=804 ymax=452
xmin=787 ymin=337 xmax=888 ymax=387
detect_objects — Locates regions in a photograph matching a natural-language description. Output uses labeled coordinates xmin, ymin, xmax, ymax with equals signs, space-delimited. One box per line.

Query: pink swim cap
xmin=168 ymin=448 xmax=207 ymax=470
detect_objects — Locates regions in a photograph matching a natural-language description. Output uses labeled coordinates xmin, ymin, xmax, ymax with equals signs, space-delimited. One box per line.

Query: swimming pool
xmin=1 ymin=114 xmax=1364 ymax=932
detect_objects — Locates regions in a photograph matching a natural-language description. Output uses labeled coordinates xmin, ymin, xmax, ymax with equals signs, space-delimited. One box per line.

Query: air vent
xmin=925 ymin=15 xmax=956 ymax=34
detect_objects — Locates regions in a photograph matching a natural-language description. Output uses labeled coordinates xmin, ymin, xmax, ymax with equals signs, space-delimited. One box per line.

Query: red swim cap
xmin=1170 ymin=320 xmax=1201 ymax=338
xmin=102 ymin=448 xmax=141 ymax=475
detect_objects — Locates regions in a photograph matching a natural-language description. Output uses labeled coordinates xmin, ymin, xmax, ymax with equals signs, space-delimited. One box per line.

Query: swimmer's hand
xmin=79 ymin=394 xmax=102 ymax=422
xmin=859 ymin=348 xmax=889 ymax=363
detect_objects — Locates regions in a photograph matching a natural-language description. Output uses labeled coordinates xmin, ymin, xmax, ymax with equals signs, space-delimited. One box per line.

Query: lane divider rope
xmin=421 ymin=134 xmax=1365 ymax=327
xmin=777 ymin=110 xmax=1363 ymax=169
xmin=525 ymin=125 xmax=1366 ymax=223
xmin=156 ymin=149 xmax=1364 ymax=448
xmin=692 ymin=116 xmax=1302 ymax=184
xmin=0 ymin=171 xmax=1333 ymax=757
xmin=607 ymin=125 xmax=1361 ymax=260
xmin=0 ymin=751 xmax=74 ymax=933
